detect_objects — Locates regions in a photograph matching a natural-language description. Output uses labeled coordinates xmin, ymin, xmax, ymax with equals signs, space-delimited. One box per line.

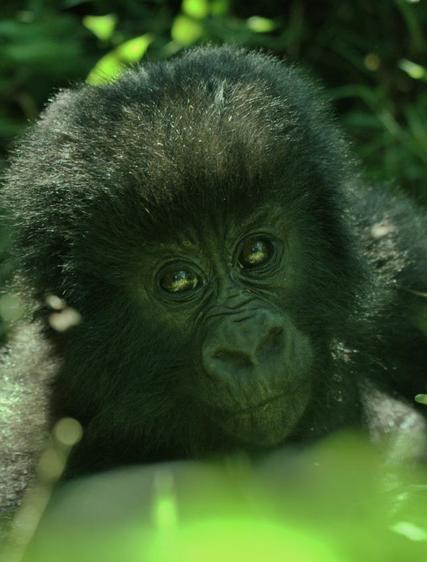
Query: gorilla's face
xmin=49 ymin=163 xmax=352 ymax=461
xmin=134 ymin=205 xmax=314 ymax=448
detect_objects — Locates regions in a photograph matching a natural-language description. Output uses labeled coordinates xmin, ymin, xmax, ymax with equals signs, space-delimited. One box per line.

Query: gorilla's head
xmin=3 ymin=47 xmax=364 ymax=470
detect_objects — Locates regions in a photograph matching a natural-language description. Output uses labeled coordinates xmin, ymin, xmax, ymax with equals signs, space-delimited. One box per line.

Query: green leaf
xmin=182 ymin=0 xmax=209 ymax=19
xmin=86 ymin=34 xmax=153 ymax=85
xmin=116 ymin=35 xmax=154 ymax=63
xmin=247 ymin=16 xmax=277 ymax=33
xmin=415 ymin=394 xmax=427 ymax=405
xmin=399 ymin=59 xmax=427 ymax=81
xmin=83 ymin=14 xmax=117 ymax=41
xmin=86 ymin=52 xmax=123 ymax=85
xmin=171 ymin=16 xmax=203 ymax=46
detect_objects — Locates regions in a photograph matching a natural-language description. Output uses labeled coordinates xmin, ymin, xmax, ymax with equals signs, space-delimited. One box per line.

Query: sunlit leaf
xmin=390 ymin=521 xmax=427 ymax=542
xmin=247 ymin=16 xmax=277 ymax=33
xmin=182 ymin=0 xmax=209 ymax=19
xmin=86 ymin=52 xmax=123 ymax=85
xmin=116 ymin=34 xmax=153 ymax=63
xmin=171 ymin=15 xmax=203 ymax=46
xmin=399 ymin=59 xmax=426 ymax=81
xmin=86 ymin=35 xmax=153 ymax=85
xmin=83 ymin=14 xmax=117 ymax=41
xmin=147 ymin=519 xmax=342 ymax=562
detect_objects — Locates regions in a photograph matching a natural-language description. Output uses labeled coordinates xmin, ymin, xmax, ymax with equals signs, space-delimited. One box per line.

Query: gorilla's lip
xmin=228 ymin=393 xmax=286 ymax=418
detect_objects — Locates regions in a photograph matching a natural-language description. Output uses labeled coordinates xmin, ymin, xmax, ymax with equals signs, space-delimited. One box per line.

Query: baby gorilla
xmin=1 ymin=46 xmax=427 ymax=511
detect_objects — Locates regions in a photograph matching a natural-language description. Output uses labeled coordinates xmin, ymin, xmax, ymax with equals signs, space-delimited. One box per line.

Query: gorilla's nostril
xmin=270 ymin=327 xmax=284 ymax=339
xmin=213 ymin=349 xmax=253 ymax=369
xmin=256 ymin=326 xmax=285 ymax=355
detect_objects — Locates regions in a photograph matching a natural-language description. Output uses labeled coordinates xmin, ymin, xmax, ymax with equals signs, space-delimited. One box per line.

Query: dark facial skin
xmin=136 ymin=208 xmax=313 ymax=448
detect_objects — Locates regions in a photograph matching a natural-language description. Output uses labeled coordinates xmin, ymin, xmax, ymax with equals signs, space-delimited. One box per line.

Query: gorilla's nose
xmin=202 ymin=311 xmax=286 ymax=380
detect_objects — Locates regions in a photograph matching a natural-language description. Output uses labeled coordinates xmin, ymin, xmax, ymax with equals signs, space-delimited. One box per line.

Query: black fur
xmin=1 ymin=46 xmax=427 ymax=528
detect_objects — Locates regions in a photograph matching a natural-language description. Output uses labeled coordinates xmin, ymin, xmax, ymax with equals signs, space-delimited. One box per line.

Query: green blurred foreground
xmin=3 ymin=433 xmax=427 ymax=562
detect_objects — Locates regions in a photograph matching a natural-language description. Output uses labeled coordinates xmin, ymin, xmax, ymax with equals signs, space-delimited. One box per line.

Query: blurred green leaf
xmin=171 ymin=15 xmax=203 ymax=46
xmin=399 ymin=59 xmax=427 ymax=81
xmin=247 ymin=16 xmax=277 ymax=33
xmin=86 ymin=53 xmax=123 ymax=85
xmin=12 ymin=435 xmax=427 ymax=562
xmin=116 ymin=35 xmax=154 ymax=63
xmin=83 ymin=14 xmax=117 ymax=41
xmin=182 ymin=0 xmax=209 ymax=20
xmin=87 ymin=35 xmax=153 ymax=85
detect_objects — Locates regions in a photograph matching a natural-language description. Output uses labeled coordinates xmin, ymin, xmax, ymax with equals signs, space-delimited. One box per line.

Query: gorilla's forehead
xmin=142 ymin=203 xmax=284 ymax=254
xmin=153 ymin=91 xmax=287 ymax=166
xmin=96 ymin=66 xmax=300 ymax=215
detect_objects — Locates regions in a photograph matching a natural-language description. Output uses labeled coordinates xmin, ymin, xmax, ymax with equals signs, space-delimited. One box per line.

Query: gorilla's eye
xmin=238 ymin=237 xmax=274 ymax=269
xmin=159 ymin=269 xmax=200 ymax=294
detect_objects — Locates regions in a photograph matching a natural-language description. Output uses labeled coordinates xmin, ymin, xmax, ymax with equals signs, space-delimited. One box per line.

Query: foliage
xmin=4 ymin=432 xmax=427 ymax=562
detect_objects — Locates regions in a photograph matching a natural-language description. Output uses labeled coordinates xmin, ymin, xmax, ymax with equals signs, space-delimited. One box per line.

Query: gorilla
xmin=1 ymin=45 xmax=427 ymax=527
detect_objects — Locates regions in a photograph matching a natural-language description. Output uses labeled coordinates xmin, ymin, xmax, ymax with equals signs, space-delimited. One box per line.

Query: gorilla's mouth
xmin=211 ymin=392 xmax=295 ymax=447
xmin=230 ymin=393 xmax=286 ymax=417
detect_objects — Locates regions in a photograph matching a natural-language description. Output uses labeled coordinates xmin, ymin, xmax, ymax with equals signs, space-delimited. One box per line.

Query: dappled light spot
xmin=48 ymin=307 xmax=81 ymax=332
xmin=370 ymin=220 xmax=395 ymax=239
xmin=53 ymin=418 xmax=83 ymax=448
xmin=364 ymin=53 xmax=381 ymax=71
xmin=45 ymin=294 xmax=67 ymax=311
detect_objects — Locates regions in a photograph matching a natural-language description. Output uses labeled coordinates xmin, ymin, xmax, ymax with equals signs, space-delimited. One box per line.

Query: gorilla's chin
xmin=213 ymin=395 xmax=301 ymax=448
